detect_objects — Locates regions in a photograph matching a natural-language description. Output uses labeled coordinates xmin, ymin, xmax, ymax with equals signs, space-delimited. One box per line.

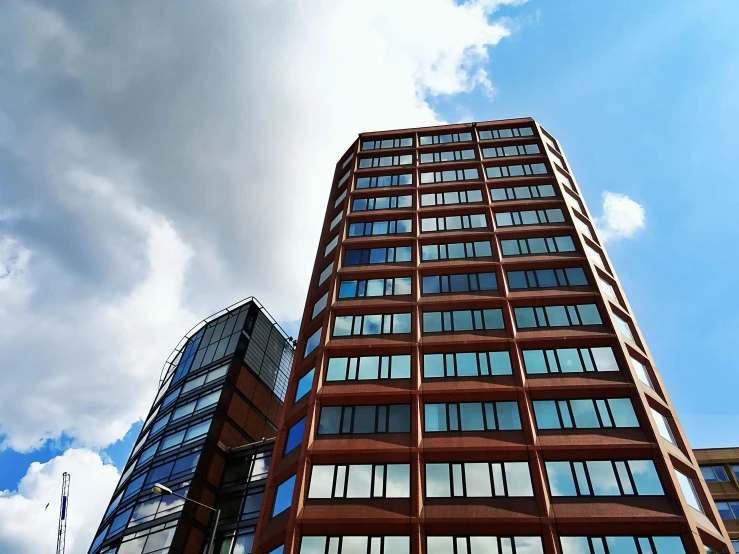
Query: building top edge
xmin=358 ymin=117 xmax=536 ymax=138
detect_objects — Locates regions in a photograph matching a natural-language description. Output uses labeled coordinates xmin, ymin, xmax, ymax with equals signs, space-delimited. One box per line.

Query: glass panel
xmin=346 ymin=465 xmax=373 ymax=498
xmin=630 ymin=461 xmax=664 ymax=495
xmin=546 ymin=462 xmax=577 ymax=496
xmin=586 ymin=461 xmax=620 ymax=495
xmin=506 ymin=462 xmax=534 ymax=496
xmin=426 ymin=464 xmax=451 ymax=497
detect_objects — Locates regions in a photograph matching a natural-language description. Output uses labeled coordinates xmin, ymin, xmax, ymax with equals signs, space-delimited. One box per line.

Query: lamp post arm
xmin=168 ymin=490 xmax=218 ymax=513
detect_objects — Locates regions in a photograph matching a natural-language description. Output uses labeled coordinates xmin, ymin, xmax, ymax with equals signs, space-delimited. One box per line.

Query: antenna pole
xmin=56 ymin=472 xmax=70 ymax=554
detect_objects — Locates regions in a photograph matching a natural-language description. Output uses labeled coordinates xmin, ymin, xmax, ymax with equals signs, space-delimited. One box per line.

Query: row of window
xmin=347 ymin=219 xmax=412 ymax=237
xmin=326 ymin=355 xmax=411 ymax=381
xmin=483 ymin=143 xmax=540 ymax=158
xmin=420 ymin=213 xmax=487 ymax=232
xmin=344 ymin=246 xmax=412 ymax=265
xmin=546 ymin=460 xmax=663 ymax=496
xmin=352 ymin=194 xmax=412 ymax=211
xmin=425 ymin=402 xmax=521 ymax=432
xmin=533 ymin=398 xmax=638 ymax=430
xmin=700 ymin=464 xmax=739 ymax=482
xmin=422 ymin=271 xmax=497 ymax=294
xmin=338 ymin=277 xmax=411 ymax=298
xmin=308 ymin=464 xmax=410 ymax=498
xmin=421 ymin=189 xmax=483 ymax=206
xmin=487 ymin=163 xmax=547 ymax=179
xmin=426 ymin=462 xmax=533 ymax=497
xmin=359 ymin=155 xmax=413 ymax=168
xmin=422 ymin=309 xmax=504 ymax=333
xmin=514 ymin=304 xmax=602 ymax=328
xmin=421 ymin=240 xmax=492 ymax=260
xmin=420 ymin=149 xmax=475 ymax=164
xmin=420 ymin=131 xmax=473 ymax=145
xmin=361 ymin=137 xmax=413 ymax=150
xmin=495 ymin=208 xmax=565 ymax=227
xmin=333 ymin=313 xmax=411 ymax=336
xmin=318 ymin=404 xmax=411 ymax=434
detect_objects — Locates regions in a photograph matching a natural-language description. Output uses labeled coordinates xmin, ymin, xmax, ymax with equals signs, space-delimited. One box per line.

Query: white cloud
xmin=594 ymin=191 xmax=646 ymax=242
xmin=0 ymin=449 xmax=120 ymax=554
xmin=0 ymin=0 xmax=526 ymax=454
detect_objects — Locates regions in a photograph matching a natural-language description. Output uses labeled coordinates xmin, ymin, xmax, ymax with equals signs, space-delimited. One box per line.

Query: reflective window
xmin=159 ymin=417 xmax=212 ymax=453
xmin=304 ymin=328 xmax=322 ymax=358
xmin=272 ymin=475 xmax=296 ymax=517
xmin=420 ymin=149 xmax=476 ymax=164
xmin=339 ymin=277 xmax=412 ymax=299
xmin=598 ymin=277 xmax=618 ymax=300
xmin=629 ymin=356 xmax=653 ymax=388
xmin=334 ymin=189 xmax=347 ymax=208
xmin=425 ymin=462 xmax=533 ymax=497
xmin=546 ymin=460 xmax=664 ymax=496
xmin=479 ymin=127 xmax=534 ymax=140
xmin=420 ymin=168 xmax=479 ymax=184
xmin=344 ymin=246 xmax=412 ymax=265
xmin=327 ymin=355 xmax=411 ymax=381
xmin=308 ymin=464 xmax=410 ymax=498
xmin=348 ymin=218 xmax=412 ymax=237
xmin=614 ymin=314 xmax=634 ymax=340
xmin=650 ymin=408 xmax=675 ymax=444
xmin=333 ymin=313 xmax=411 ymax=336
xmin=523 ymin=346 xmax=619 ymax=374
xmin=495 ymin=208 xmax=565 ymax=227
xmin=361 ymin=137 xmax=413 ymax=150
xmin=483 ymin=143 xmax=540 ymax=158
xmin=500 ymin=235 xmax=576 ymax=256
xmin=129 ymin=484 xmax=188 ymax=527
xmin=675 ymin=469 xmax=703 ymax=511
xmin=507 ymin=267 xmax=587 ymax=290
xmin=586 ymin=243 xmax=607 ymax=267
xmin=514 ymin=304 xmax=601 ymax=329
xmin=419 ymin=131 xmax=472 ymax=145
xmin=325 ymin=235 xmax=338 ymax=257
xmin=318 ymin=262 xmax=334 ymax=286
xmin=329 ymin=212 xmax=343 ymax=233
xmin=317 ymin=404 xmax=411 ymax=435
xmin=338 ymin=169 xmax=351 ymax=188
xmin=486 ymin=163 xmax=547 ymax=179
xmin=421 ymin=213 xmax=487 ymax=232
xmin=560 ymin=536 xmax=686 ymax=554
xmin=427 ymin=536 xmax=543 ymax=554
xmin=423 ymin=309 xmax=504 ymax=333
xmin=424 ymin=402 xmax=521 ymax=432
xmin=574 ymin=217 xmax=594 ymax=240
xmin=533 ymin=398 xmax=639 ymax=429
xmin=358 ymin=155 xmax=413 ymax=168
xmin=116 ymin=520 xmax=177 ymax=554
xmin=181 ymin=363 xmax=229 ymax=395
xmin=700 ymin=465 xmax=729 ymax=483
xmin=421 ymin=241 xmax=492 ymax=261
xmin=490 ymin=184 xmax=556 ymax=201
xmin=300 ymin=536 xmax=409 ymax=554
xmin=715 ymin=501 xmax=739 ymax=520
xmin=285 ymin=418 xmax=306 ymax=455
xmin=352 ymin=194 xmax=412 ymax=212
xmin=421 ymin=189 xmax=483 ymax=206
xmin=423 ymin=351 xmax=512 ymax=378
xmin=355 ymin=173 xmax=412 ymax=189
xmin=422 ymin=272 xmax=497 ymax=295
xmin=312 ymin=292 xmax=328 ymax=319
xmin=295 ymin=368 xmax=314 ymax=402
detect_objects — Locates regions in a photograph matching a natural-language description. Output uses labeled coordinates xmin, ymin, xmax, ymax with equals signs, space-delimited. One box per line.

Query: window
xmin=732 ymin=540 xmax=739 ymax=554
xmin=422 ymin=272 xmax=497 ymax=295
xmin=486 ymin=163 xmax=547 ymax=179
xmin=337 ymin=170 xmax=351 ymax=189
xmin=159 ymin=417 xmax=212 ymax=453
xmin=318 ymin=262 xmax=333 ymax=286
xmin=500 ymin=236 xmax=576 ymax=256
xmin=362 ymin=137 xmax=413 ymax=150
xmin=614 ymin=314 xmax=634 ymax=340
xmin=358 ymin=155 xmax=413 ymax=168
xmin=308 ymin=464 xmax=410 ymax=498
xmin=329 ymin=212 xmax=342 ymax=232
xmin=181 ymin=363 xmax=229 ymax=395
xmin=560 ymin=536 xmax=685 ymax=554
xmin=117 ymin=520 xmax=177 ymax=554
xmin=347 ymin=219 xmax=412 ymax=236
xmin=327 ymin=355 xmax=411 ymax=381
xmin=507 ymin=267 xmax=587 ymax=290
xmin=143 ymin=451 xmax=200 ymax=489
xmin=421 ymin=213 xmax=487 ymax=232
xmin=312 ymin=293 xmax=328 ymax=318
xmin=421 ymin=189 xmax=483 ymax=206
xmin=421 ymin=240 xmax=492 ymax=261
xmin=269 ymin=546 xmax=285 ymax=554
xmin=700 ymin=465 xmax=729 ymax=483
xmin=352 ymin=194 xmax=412 ymax=212
xmin=300 ymin=536 xmax=409 ymax=554
xmin=317 ymin=404 xmax=411 ymax=434
xmin=564 ymin=192 xmax=582 ymax=214
xmin=479 ymin=126 xmax=534 ymax=140
xmin=630 ymin=356 xmax=653 ymax=388
xmin=272 ymin=475 xmax=296 ymax=517
xmin=424 ymin=402 xmax=521 ymax=432
xmin=425 ymin=462 xmax=533 ymax=497
xmin=333 ymin=313 xmax=411 ymax=336
xmin=716 ymin=501 xmax=739 ymax=520
xmin=586 ymin=243 xmax=607 ymax=267
xmin=495 ymin=209 xmax=565 ymax=227
xmin=304 ymin=328 xmax=321 ymax=358
xmin=344 ymin=246 xmax=412 ymax=265
xmin=339 ymin=277 xmax=412 ymax=299
xmin=355 ymin=173 xmax=412 ymax=189
xmin=514 ymin=304 xmax=601 ymax=329
xmin=108 ymin=506 xmax=134 ymax=536
xmin=523 ymin=347 xmax=619 ymax=374
xmin=129 ymin=485 xmax=188 ymax=527
xmin=650 ymin=408 xmax=675 ymax=443
xmin=420 ymin=149 xmax=476 ymax=164
xmin=285 ymin=418 xmax=306 ymax=454
xmin=89 ymin=526 xmax=109 ymax=554
xmin=334 ymin=189 xmax=347 ymax=208
xmin=675 ymin=469 xmax=703 ymax=511
xmin=420 ymin=168 xmax=479 ymax=184
xmin=169 ymin=388 xmax=219 ymax=421
xmin=483 ymin=143 xmax=540 ymax=158
xmin=546 ymin=460 xmax=664 ymax=496
xmin=423 ymin=351 xmax=512 ymax=378
xmin=423 ymin=309 xmax=504 ymax=333
xmin=325 ymin=235 xmax=338 ymax=257
xmin=213 ymin=532 xmax=256 ymax=554
xmin=342 ymin=153 xmax=353 ymax=169
xmin=420 ymin=131 xmax=472 ymax=145
xmin=490 ymin=184 xmax=555 ymax=201
xmin=599 ymin=277 xmax=617 ymax=300
xmin=295 ymin=368 xmax=314 ymax=402
xmin=533 ymin=398 xmax=639 ymax=429
xmin=574 ymin=219 xmax=594 ymax=242
xmin=427 ymin=536 xmax=543 ymax=554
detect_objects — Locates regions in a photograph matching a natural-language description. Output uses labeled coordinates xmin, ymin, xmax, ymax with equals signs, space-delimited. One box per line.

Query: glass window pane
xmin=272 ymin=475 xmax=296 ymax=516
xmin=546 ymin=462 xmax=577 ymax=496
xmin=391 ymin=355 xmax=411 ymax=379
xmin=425 ymin=404 xmax=447 ymax=432
xmin=346 ymin=465 xmax=373 ymax=498
xmin=523 ymin=350 xmax=547 ymax=374
xmin=585 ymin=461 xmax=619 ymax=495
xmin=505 ymin=462 xmax=534 ymax=496
xmin=630 ymin=461 xmax=664 ymax=496
xmin=388 ymin=404 xmax=410 ymax=432
xmin=515 ymin=308 xmax=537 ymax=329
xmin=674 ymin=469 xmax=699 ymax=508
xmin=426 ymin=464 xmax=451 ymax=497
xmin=308 ymin=466 xmax=335 ymax=498
xmin=534 ymin=401 xmax=560 ymax=429
xmin=464 ymin=463 xmax=492 ymax=497
xmin=459 ymin=403 xmax=484 ymax=430
xmin=604 ymin=537 xmax=638 ymax=554
xmin=570 ymin=400 xmax=600 ymax=428
xmin=285 ymin=418 xmax=306 ymax=454
xmin=609 ymin=399 xmax=638 ymax=427
xmin=456 ymin=353 xmax=478 ymax=377
xmin=393 ymin=313 xmax=411 ymax=333
xmin=295 ymin=368 xmax=315 ymax=399
xmin=424 ymin=354 xmax=445 ymax=378
xmin=453 ymin=310 xmax=474 ymax=331
xmin=496 ymin=402 xmax=521 ymax=429
xmin=318 ymin=407 xmax=342 ymax=434
xmin=545 ymin=305 xmax=569 ymax=326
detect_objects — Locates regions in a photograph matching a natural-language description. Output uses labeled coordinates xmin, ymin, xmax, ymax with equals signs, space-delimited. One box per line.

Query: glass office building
xmin=88 ymin=298 xmax=293 ymax=554
xmin=252 ymin=119 xmax=733 ymax=554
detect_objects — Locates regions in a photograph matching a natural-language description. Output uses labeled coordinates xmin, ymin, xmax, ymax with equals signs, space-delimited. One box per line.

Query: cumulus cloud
xmin=0 ymin=449 xmax=120 ymax=554
xmin=594 ymin=191 xmax=646 ymax=242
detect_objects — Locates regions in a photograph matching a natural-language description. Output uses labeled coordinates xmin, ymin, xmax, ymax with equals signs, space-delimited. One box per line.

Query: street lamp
xmin=152 ymin=483 xmax=221 ymax=554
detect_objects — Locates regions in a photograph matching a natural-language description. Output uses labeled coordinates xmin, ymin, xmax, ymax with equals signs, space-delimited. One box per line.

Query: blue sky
xmin=1 ymin=1 xmax=738 ymax=552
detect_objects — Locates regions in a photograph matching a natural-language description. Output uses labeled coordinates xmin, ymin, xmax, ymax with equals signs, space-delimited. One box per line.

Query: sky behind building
xmin=1 ymin=1 xmax=738 ymax=553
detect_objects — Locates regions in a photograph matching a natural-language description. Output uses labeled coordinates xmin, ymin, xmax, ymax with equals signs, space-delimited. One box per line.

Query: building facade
xmin=694 ymin=448 xmax=739 ymax=552
xmin=88 ymin=298 xmax=293 ymax=554
xmin=253 ymin=118 xmax=733 ymax=554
